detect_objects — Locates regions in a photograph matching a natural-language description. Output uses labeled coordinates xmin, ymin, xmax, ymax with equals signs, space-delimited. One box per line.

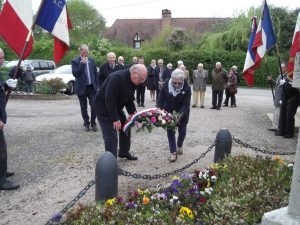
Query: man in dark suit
xmin=98 ymin=52 xmax=124 ymax=86
xmin=95 ymin=64 xmax=148 ymax=160
xmin=135 ymin=57 xmax=147 ymax=107
xmin=154 ymin=59 xmax=165 ymax=104
xmin=0 ymin=48 xmax=20 ymax=190
xmin=71 ymin=44 xmax=98 ymax=132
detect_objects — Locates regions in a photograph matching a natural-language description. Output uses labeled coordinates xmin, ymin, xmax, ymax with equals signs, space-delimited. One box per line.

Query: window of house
xmin=133 ymin=33 xmax=142 ymax=49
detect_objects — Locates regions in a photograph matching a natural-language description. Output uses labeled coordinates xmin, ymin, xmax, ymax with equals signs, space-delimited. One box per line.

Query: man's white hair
xmin=177 ymin=60 xmax=184 ymax=67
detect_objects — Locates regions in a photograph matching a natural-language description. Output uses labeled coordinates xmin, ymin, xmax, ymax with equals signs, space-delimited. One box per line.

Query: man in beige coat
xmin=192 ymin=63 xmax=208 ymax=108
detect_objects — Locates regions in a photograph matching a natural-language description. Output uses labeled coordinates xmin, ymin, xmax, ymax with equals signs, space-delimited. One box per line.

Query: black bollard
xmin=95 ymin=151 xmax=118 ymax=202
xmin=214 ymin=128 xmax=232 ymax=163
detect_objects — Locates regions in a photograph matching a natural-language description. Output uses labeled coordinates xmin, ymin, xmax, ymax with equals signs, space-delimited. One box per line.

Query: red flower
xmin=200 ymin=196 xmax=207 ymax=204
xmin=151 ymin=116 xmax=157 ymax=123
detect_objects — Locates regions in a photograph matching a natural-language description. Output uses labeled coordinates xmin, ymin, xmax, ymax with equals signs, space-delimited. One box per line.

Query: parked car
xmin=5 ymin=59 xmax=56 ymax=77
xmin=35 ymin=65 xmax=75 ymax=95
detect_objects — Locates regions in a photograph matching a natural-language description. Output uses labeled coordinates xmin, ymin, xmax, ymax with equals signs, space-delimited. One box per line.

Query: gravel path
xmin=0 ymin=87 xmax=297 ymax=225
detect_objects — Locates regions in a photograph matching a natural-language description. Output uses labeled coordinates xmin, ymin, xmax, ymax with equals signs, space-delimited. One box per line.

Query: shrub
xmin=34 ymin=78 xmax=66 ymax=95
xmin=58 ymin=155 xmax=293 ymax=225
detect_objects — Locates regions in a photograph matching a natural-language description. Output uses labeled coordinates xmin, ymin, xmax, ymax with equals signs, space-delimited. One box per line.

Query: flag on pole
xmin=243 ymin=17 xmax=258 ymax=87
xmin=252 ymin=0 xmax=276 ymax=66
xmin=287 ymin=12 xmax=300 ymax=79
xmin=0 ymin=0 xmax=33 ymax=59
xmin=36 ymin=0 xmax=72 ymax=64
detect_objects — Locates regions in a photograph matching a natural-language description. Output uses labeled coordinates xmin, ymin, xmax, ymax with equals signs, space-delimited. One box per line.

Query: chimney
xmin=162 ymin=9 xmax=171 ymax=29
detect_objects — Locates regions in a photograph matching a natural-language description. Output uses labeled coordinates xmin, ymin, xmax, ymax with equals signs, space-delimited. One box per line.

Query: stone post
xmin=95 ymin=151 xmax=118 ymax=202
xmin=214 ymin=128 xmax=232 ymax=163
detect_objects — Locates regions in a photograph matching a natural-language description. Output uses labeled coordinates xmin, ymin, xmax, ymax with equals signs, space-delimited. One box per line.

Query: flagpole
xmin=264 ymin=57 xmax=275 ymax=100
xmin=6 ymin=0 xmax=47 ymax=104
xmin=275 ymin=44 xmax=284 ymax=79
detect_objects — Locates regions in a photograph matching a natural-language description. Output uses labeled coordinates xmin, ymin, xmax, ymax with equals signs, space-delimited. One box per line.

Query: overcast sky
xmin=32 ymin=0 xmax=299 ymax=26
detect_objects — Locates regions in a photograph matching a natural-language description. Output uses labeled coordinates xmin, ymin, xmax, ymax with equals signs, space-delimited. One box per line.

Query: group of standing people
xmin=71 ymin=45 xmax=193 ymax=162
xmin=71 ymin=46 xmax=242 ymax=163
xmin=267 ymin=63 xmax=300 ymax=138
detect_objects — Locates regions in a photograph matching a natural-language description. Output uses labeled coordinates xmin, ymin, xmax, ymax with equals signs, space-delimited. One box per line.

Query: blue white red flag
xmin=36 ymin=0 xmax=72 ymax=64
xmin=252 ymin=0 xmax=276 ymax=66
xmin=242 ymin=17 xmax=258 ymax=87
xmin=0 ymin=0 xmax=33 ymax=59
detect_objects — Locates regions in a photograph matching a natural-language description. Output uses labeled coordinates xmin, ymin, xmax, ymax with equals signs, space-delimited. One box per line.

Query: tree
xmin=167 ymin=28 xmax=188 ymax=51
xmin=67 ymin=0 xmax=106 ymax=45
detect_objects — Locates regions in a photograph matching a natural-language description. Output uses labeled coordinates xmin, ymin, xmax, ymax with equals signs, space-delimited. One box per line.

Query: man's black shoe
xmin=91 ymin=124 xmax=97 ymax=132
xmin=210 ymin=107 xmax=216 ymax=109
xmin=0 ymin=179 xmax=20 ymax=190
xmin=274 ymin=131 xmax=284 ymax=136
xmin=267 ymin=128 xmax=277 ymax=132
xmin=6 ymin=171 xmax=14 ymax=177
xmin=137 ymin=104 xmax=140 ymax=107
xmin=283 ymin=134 xmax=293 ymax=138
xmin=192 ymin=105 xmax=196 ymax=108
xmin=216 ymin=107 xmax=220 ymax=110
xmin=118 ymin=152 xmax=138 ymax=160
xmin=223 ymin=104 xmax=228 ymax=107
xmin=141 ymin=104 xmax=145 ymax=107
xmin=84 ymin=124 xmax=90 ymax=131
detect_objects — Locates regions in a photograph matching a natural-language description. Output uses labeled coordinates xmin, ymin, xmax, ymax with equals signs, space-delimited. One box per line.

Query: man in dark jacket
xmin=98 ymin=52 xmax=124 ymax=86
xmin=95 ymin=64 xmax=148 ymax=160
xmin=211 ymin=62 xmax=228 ymax=110
xmin=135 ymin=57 xmax=147 ymax=107
xmin=0 ymin=48 xmax=20 ymax=190
xmin=276 ymin=78 xmax=300 ymax=138
xmin=154 ymin=59 xmax=165 ymax=104
xmin=71 ymin=44 xmax=98 ymax=131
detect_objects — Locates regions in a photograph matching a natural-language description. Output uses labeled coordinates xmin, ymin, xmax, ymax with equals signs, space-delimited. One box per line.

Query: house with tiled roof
xmin=103 ymin=9 xmax=229 ymax=48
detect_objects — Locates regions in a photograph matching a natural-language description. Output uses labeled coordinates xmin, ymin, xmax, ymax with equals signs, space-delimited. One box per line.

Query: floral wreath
xmin=122 ymin=107 xmax=182 ymax=133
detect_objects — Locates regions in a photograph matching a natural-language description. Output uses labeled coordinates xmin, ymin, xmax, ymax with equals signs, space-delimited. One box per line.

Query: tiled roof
xmin=103 ymin=13 xmax=229 ymax=47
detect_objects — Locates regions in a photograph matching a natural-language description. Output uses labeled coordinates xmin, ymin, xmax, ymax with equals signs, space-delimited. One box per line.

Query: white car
xmin=35 ymin=65 xmax=75 ymax=95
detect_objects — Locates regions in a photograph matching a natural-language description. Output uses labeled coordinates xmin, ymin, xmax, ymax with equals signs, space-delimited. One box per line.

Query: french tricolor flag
xmin=243 ymin=17 xmax=258 ymax=87
xmin=252 ymin=0 xmax=276 ymax=67
xmin=36 ymin=0 xmax=72 ymax=64
xmin=0 ymin=0 xmax=33 ymax=59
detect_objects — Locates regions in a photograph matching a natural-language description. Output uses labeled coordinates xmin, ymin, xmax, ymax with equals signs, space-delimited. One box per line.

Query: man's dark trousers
xmin=98 ymin=112 xmax=131 ymax=158
xmin=136 ymin=85 xmax=145 ymax=106
xmin=0 ymin=129 xmax=7 ymax=184
xmin=212 ymin=90 xmax=224 ymax=108
xmin=77 ymin=85 xmax=96 ymax=126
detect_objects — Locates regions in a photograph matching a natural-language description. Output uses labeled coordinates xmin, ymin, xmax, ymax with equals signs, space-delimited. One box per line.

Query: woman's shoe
xmin=177 ymin=147 xmax=183 ymax=155
xmin=169 ymin=153 xmax=177 ymax=162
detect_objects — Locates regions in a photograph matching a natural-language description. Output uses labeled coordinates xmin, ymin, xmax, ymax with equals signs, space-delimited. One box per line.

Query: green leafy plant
xmin=34 ymin=78 xmax=66 ymax=95
xmin=201 ymin=155 xmax=293 ymax=225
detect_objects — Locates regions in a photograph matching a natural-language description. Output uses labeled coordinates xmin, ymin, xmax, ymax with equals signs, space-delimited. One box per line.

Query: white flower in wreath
xmin=182 ymin=91 xmax=185 ymax=94
xmin=198 ymin=171 xmax=203 ymax=179
xmin=162 ymin=119 xmax=166 ymax=125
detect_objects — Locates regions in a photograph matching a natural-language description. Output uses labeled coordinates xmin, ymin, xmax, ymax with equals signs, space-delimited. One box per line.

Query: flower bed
xmin=60 ymin=155 xmax=293 ymax=225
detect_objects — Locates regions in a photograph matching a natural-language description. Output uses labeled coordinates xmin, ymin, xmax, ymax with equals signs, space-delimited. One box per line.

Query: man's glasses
xmin=173 ymin=82 xmax=183 ymax=86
